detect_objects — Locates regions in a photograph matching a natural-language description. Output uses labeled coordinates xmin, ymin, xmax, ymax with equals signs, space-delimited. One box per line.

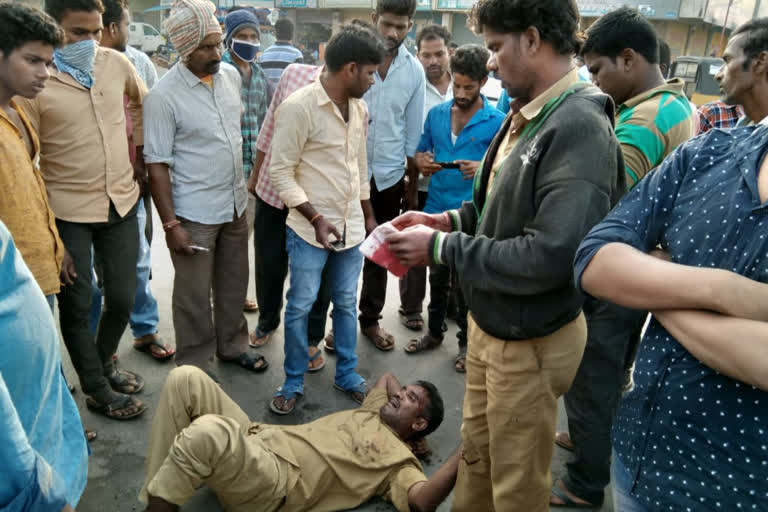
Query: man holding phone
xmin=268 ymin=24 xmax=383 ymax=415
xmin=410 ymin=45 xmax=504 ymax=372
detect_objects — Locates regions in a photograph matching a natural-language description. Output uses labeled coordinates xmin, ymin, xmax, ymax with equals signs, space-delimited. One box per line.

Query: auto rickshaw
xmin=669 ymin=56 xmax=724 ymax=107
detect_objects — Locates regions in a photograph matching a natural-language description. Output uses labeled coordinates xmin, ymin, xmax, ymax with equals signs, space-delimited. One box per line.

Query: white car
xmin=128 ymin=22 xmax=165 ymax=55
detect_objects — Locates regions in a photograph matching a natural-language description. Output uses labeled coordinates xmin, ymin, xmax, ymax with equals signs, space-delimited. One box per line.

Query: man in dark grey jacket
xmin=387 ymin=0 xmax=626 ymax=510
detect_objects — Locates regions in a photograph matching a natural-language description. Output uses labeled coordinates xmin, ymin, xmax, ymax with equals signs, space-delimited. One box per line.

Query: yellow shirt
xmin=0 ymin=101 xmax=64 ymax=295
xmin=488 ymin=69 xmax=581 ymax=195
xmin=17 ymin=47 xmax=146 ymax=223
xmin=268 ymin=78 xmax=370 ymax=248
xmin=254 ymin=388 xmax=427 ymax=512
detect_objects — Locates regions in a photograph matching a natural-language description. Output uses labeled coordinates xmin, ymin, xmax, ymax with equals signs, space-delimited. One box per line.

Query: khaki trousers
xmin=452 ymin=313 xmax=587 ymax=512
xmin=141 ymin=366 xmax=295 ymax=511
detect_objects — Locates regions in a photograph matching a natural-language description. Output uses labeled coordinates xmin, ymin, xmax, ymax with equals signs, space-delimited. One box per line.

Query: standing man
xmin=221 ymin=8 xmax=268 ymax=313
xmin=552 ymin=7 xmax=695 ymax=508
xmin=407 ymin=44 xmax=503 ymax=374
xmin=259 ymin=18 xmax=303 ymax=98
xmin=268 ymin=24 xmax=383 ymax=414
xmin=17 ymin=0 xmax=148 ymax=420
xmin=359 ymin=0 xmax=425 ymax=351
xmin=387 ymin=0 xmax=625 ymax=509
xmin=144 ymin=0 xmax=267 ymax=378
xmin=398 ymin=23 xmax=453 ymax=333
xmin=98 ymin=0 xmax=174 ymax=361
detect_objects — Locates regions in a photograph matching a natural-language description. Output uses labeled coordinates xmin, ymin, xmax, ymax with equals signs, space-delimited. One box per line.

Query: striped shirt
xmin=615 ymin=78 xmax=695 ymax=188
xmin=259 ymin=42 xmax=303 ymax=96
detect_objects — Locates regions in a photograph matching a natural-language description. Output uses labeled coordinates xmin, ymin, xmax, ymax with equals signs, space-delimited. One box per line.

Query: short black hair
xmin=415 ymin=380 xmax=444 ymax=438
xmin=325 ymin=23 xmax=385 ymax=73
xmin=375 ymin=0 xmax=416 ymax=19
xmin=659 ymin=40 xmax=671 ymax=69
xmin=275 ymin=17 xmax=294 ymax=41
xmin=469 ymin=0 xmax=582 ymax=56
xmin=416 ymin=24 xmax=450 ymax=51
xmin=451 ymin=44 xmax=490 ymax=82
xmin=583 ymin=6 xmax=659 ymax=64
xmin=46 ymin=0 xmax=104 ymax=22
xmin=0 ymin=2 xmax=63 ymax=56
xmin=733 ymin=18 xmax=768 ymax=68
xmin=101 ymin=0 xmax=126 ymax=28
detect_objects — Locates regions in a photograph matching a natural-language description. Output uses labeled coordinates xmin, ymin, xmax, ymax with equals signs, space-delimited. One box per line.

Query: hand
xmin=165 ymin=225 xmax=195 ymax=255
xmin=314 ymin=217 xmax=342 ymax=250
xmin=365 ymin=215 xmax=378 ymax=236
xmin=133 ymin=160 xmax=148 ymax=195
xmin=391 ymin=211 xmax=451 ymax=232
xmin=60 ymin=249 xmax=77 ymax=286
xmin=386 ymin=225 xmax=436 ymax=266
xmin=247 ymin=171 xmax=259 ymax=196
xmin=455 ymin=160 xmax=480 ymax=180
xmin=415 ymin=152 xmax=441 ymax=177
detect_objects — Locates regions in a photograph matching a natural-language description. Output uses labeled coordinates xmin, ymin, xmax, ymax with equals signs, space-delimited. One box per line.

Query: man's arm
xmin=404 ymin=69 xmax=426 ymax=161
xmin=373 ymin=372 xmax=402 ymax=398
xmin=124 ymin=57 xmax=148 ymax=147
xmin=247 ymin=149 xmax=266 ymax=195
xmin=407 ymin=448 xmax=461 ymax=512
xmin=653 ymin=309 xmax=768 ymax=390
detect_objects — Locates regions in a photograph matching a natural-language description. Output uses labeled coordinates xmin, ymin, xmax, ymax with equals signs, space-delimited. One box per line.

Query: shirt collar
xmin=620 ymin=78 xmax=687 ymax=110
xmin=426 ymin=73 xmax=451 ymax=98
xmin=0 ymin=100 xmax=40 ymax=157
xmin=221 ymin=51 xmax=259 ymax=78
xmin=178 ymin=62 xmax=217 ymax=88
xmin=518 ymin=68 xmax=580 ymax=121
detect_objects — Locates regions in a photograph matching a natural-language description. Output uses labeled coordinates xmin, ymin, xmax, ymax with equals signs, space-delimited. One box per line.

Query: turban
xmin=224 ymin=9 xmax=261 ymax=47
xmin=163 ymin=0 xmax=221 ymax=60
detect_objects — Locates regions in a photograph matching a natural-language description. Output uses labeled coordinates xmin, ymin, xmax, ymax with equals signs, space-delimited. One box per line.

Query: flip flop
xmin=270 ymin=390 xmax=302 ymax=415
xmin=399 ymin=311 xmax=424 ymax=331
xmin=133 ymin=334 xmax=175 ymax=361
xmin=249 ymin=327 xmax=274 ymax=348
xmin=86 ymin=393 xmax=147 ymax=420
xmin=555 ymin=431 xmax=574 ymax=452
xmin=218 ymin=351 xmax=269 ymax=373
xmin=361 ymin=325 xmax=395 ymax=352
xmin=307 ymin=346 xmax=326 ymax=373
xmin=324 ymin=331 xmax=335 ymax=352
xmin=454 ymin=349 xmax=467 ymax=373
xmin=550 ymin=479 xmax=600 ymax=508
xmin=405 ymin=332 xmax=443 ymax=354
xmin=106 ymin=368 xmax=145 ymax=394
xmin=243 ymin=299 xmax=259 ymax=313
xmin=334 ymin=381 xmax=367 ymax=405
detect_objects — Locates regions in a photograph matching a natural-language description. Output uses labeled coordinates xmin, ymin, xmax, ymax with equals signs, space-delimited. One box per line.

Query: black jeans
xmin=398 ymin=191 xmax=428 ymax=316
xmin=562 ymin=298 xmax=647 ymax=505
xmin=428 ymin=264 xmax=468 ymax=349
xmin=56 ymin=201 xmax=139 ymax=395
xmin=252 ymin=196 xmax=330 ymax=345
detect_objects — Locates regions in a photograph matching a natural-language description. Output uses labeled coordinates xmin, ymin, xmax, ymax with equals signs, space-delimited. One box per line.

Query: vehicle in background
xmin=128 ymin=22 xmax=166 ymax=56
xmin=670 ymin=56 xmax=724 ymax=107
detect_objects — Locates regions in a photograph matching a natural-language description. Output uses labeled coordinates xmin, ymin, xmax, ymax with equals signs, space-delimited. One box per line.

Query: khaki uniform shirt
xmin=17 ymin=47 xmax=145 ymax=223
xmin=0 ymin=101 xmax=64 ymax=295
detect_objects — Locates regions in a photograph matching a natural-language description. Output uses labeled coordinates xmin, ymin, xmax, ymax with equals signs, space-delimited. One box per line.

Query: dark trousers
xmin=562 ymin=298 xmax=647 ymax=505
xmin=428 ymin=264 xmax=468 ymax=349
xmin=253 ymin=196 xmax=330 ymax=345
xmin=398 ymin=191 xmax=428 ymax=315
xmin=56 ymin=202 xmax=139 ymax=395
xmin=359 ymin=177 xmax=404 ymax=328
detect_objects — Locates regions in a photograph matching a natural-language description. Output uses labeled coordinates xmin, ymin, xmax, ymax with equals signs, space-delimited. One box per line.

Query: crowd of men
xmin=1 ymin=0 xmax=767 ymax=510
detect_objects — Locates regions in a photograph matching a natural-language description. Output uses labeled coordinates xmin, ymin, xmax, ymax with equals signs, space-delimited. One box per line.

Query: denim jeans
xmin=90 ymin=200 xmax=159 ymax=338
xmin=611 ymin=452 xmax=648 ymax=512
xmin=283 ymin=228 xmax=364 ymax=395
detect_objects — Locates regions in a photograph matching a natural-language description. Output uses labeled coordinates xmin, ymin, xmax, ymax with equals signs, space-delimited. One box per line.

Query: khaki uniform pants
xmin=140 ymin=366 xmax=294 ymax=511
xmin=452 ymin=313 xmax=587 ymax=512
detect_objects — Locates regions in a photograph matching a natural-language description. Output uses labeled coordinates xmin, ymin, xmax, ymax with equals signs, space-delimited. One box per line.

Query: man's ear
xmin=753 ymin=50 xmax=768 ymax=77
xmin=621 ymin=48 xmax=635 ymax=71
xmin=371 ymin=12 xmax=378 ymax=25
xmin=411 ymin=417 xmax=428 ymax=434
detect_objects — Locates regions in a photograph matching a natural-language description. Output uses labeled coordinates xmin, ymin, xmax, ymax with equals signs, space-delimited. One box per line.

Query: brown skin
xmin=227 ymin=26 xmax=259 ymax=80
xmin=246 ymin=148 xmax=265 ymax=195
xmin=100 ymin=7 xmax=129 ymax=52
xmin=418 ymin=37 xmax=451 ymax=93
xmin=58 ymin=8 xmax=103 ymax=44
xmin=715 ymin=32 xmax=768 ymax=123
xmin=185 ymin=32 xmax=223 ymax=77
xmin=584 ymin=48 xmax=665 ymax=107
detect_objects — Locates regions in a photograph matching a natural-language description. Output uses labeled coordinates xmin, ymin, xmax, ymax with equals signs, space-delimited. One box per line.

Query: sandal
xmin=555 ymin=431 xmax=574 ymax=452
xmin=324 ymin=331 xmax=335 ymax=352
xmin=334 ymin=381 xmax=367 ymax=404
xmin=270 ymin=390 xmax=302 ymax=415
xmin=86 ymin=391 xmax=147 ymax=420
xmin=106 ymin=368 xmax=144 ymax=394
xmin=243 ymin=298 xmax=259 ymax=313
xmin=307 ymin=346 xmax=326 ymax=373
xmin=361 ymin=325 xmax=395 ymax=352
xmin=405 ymin=332 xmax=443 ymax=354
xmin=454 ymin=349 xmax=467 ymax=373
xmin=399 ymin=311 xmax=424 ymax=331
xmin=550 ymin=478 xmax=600 ymax=508
xmin=85 ymin=429 xmax=97 ymax=442
xmin=218 ymin=351 xmax=269 ymax=373
xmin=133 ymin=334 xmax=175 ymax=361
xmin=249 ymin=327 xmax=274 ymax=348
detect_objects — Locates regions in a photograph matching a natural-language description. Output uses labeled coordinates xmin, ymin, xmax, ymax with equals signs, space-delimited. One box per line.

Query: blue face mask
xmin=54 ymin=39 xmax=98 ymax=88
xmin=231 ymin=39 xmax=260 ymax=62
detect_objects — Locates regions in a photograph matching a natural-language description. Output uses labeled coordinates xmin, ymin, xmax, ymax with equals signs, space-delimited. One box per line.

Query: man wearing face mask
xmin=221 ymin=8 xmax=268 ymax=315
xmin=17 ymin=0 xmax=148 ymax=421
xmin=144 ymin=0 xmax=268 ymax=379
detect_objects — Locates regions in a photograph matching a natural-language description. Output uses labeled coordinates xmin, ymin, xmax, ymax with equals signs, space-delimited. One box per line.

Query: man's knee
xmin=165 ymin=366 xmax=211 ymax=400
xmin=171 ymin=415 xmax=243 ymax=469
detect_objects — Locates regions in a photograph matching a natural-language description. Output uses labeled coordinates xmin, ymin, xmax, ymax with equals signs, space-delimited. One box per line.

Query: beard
xmin=454 ymin=94 xmax=479 ymax=110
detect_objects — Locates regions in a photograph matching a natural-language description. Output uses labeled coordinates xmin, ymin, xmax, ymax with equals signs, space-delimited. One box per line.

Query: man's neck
xmin=519 ymin=56 xmax=573 ymax=105
xmin=429 ymin=70 xmax=451 ymax=94
xmin=0 ymin=86 xmax=13 ymax=114
xmin=741 ymin=87 xmax=768 ymax=124
xmin=624 ymin=67 xmax=666 ymax=104
xmin=320 ymin=71 xmax=349 ymax=105
xmin=231 ymin=53 xmax=251 ymax=74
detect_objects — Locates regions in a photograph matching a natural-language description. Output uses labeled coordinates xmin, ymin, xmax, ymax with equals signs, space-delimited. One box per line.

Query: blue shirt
xmin=259 ymin=42 xmax=304 ymax=96
xmin=417 ymin=96 xmax=504 ymax=213
xmin=574 ymin=126 xmax=768 ymax=510
xmin=364 ymin=45 xmax=426 ymax=191
xmin=0 ymin=221 xmax=88 ymax=511
xmin=496 ymin=89 xmax=511 ymax=114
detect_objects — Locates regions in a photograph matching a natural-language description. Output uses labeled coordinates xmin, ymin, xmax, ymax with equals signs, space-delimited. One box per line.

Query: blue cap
xmin=224 ymin=9 xmax=261 ymax=45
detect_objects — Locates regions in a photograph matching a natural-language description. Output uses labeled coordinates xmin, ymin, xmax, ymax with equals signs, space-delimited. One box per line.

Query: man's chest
xmin=6 ymin=109 xmax=34 ymax=159
xmin=41 ymin=79 xmax=125 ymax=132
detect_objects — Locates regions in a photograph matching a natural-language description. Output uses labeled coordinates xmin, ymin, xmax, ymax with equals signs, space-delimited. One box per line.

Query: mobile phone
xmin=435 ymin=161 xmax=460 ymax=169
xmin=187 ymin=244 xmax=210 ymax=253
xmin=329 ymin=239 xmax=346 ymax=251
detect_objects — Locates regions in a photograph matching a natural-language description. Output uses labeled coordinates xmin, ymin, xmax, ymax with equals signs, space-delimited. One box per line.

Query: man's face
xmin=379 ymin=384 xmax=429 ymax=437
xmin=105 ymin=8 xmax=130 ymax=52
xmin=0 ymin=41 xmax=53 ymax=99
xmin=348 ymin=63 xmax=377 ymax=98
xmin=418 ymin=37 xmax=449 ymax=82
xmin=186 ymin=33 xmax=223 ymax=76
xmin=716 ymin=33 xmax=754 ymax=106
xmin=372 ymin=12 xmax=412 ymax=53
xmin=584 ymin=52 xmax=633 ymax=105
xmin=452 ymin=72 xmax=483 ymax=110
xmin=58 ymin=8 xmax=103 ymax=45
xmin=232 ymin=26 xmax=259 ymax=45
xmin=484 ymin=28 xmax=532 ymax=102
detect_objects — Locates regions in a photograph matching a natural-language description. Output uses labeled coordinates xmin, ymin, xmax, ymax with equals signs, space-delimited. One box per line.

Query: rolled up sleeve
xmin=124 ymin=58 xmax=147 ymax=147
xmin=385 ymin=463 xmax=427 ymax=512
xmin=143 ymin=92 xmax=176 ymax=166
xmin=268 ymin=101 xmax=310 ymax=207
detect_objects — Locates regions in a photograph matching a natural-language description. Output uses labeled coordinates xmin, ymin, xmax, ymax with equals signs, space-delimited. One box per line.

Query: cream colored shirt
xmin=269 ymin=78 xmax=370 ymax=248
xmin=17 ymin=47 xmax=145 ymax=223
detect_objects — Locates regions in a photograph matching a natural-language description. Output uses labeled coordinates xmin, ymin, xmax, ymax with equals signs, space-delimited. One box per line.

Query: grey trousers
xmin=170 ymin=213 xmax=249 ymax=369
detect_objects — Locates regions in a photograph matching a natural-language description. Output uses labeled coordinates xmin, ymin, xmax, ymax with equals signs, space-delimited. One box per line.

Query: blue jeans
xmin=282 ymin=227 xmax=364 ymax=396
xmin=611 ymin=452 xmax=648 ymax=512
xmin=89 ymin=200 xmax=159 ymax=337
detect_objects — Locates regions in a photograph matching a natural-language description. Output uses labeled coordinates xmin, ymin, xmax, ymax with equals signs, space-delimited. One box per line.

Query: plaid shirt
xmin=222 ymin=51 xmax=268 ymax=179
xmin=695 ymin=100 xmax=744 ymax=135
